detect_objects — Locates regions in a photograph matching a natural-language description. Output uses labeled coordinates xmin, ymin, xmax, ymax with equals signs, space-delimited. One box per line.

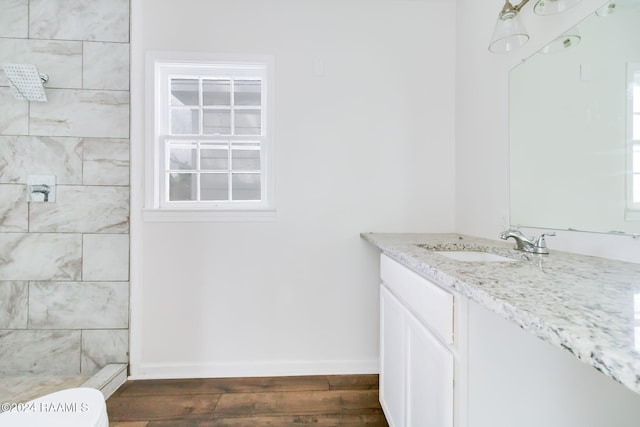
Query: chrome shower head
xmin=2 ymin=63 xmax=48 ymax=102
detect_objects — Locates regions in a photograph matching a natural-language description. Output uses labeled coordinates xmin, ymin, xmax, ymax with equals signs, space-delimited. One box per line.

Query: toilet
xmin=0 ymin=387 xmax=108 ymax=427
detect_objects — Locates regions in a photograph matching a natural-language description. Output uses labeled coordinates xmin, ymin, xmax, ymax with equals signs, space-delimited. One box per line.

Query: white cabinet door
xmin=380 ymin=285 xmax=454 ymax=427
xmin=380 ymin=285 xmax=406 ymax=427
xmin=407 ymin=311 xmax=454 ymax=427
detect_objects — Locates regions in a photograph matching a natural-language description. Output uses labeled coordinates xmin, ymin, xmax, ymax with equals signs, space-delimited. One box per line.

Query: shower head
xmin=2 ymin=63 xmax=48 ymax=102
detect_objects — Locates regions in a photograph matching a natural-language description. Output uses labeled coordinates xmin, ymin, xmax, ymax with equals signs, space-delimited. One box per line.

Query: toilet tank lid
xmin=0 ymin=387 xmax=107 ymax=426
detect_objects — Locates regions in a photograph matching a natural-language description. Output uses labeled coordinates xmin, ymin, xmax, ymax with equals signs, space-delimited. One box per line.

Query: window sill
xmin=142 ymin=208 xmax=276 ymax=222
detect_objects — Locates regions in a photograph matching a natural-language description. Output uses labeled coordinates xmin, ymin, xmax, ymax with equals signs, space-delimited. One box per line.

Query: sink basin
xmin=435 ymin=251 xmax=518 ymax=262
xmin=415 ymin=242 xmax=522 ymax=262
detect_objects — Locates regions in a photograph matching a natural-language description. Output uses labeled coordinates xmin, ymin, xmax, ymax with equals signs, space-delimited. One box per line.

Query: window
xmin=145 ymin=53 xmax=275 ymax=221
xmin=627 ymin=63 xmax=640 ymax=220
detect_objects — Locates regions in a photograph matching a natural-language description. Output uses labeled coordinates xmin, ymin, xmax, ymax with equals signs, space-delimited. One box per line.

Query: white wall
xmin=130 ymin=0 xmax=456 ymax=378
xmin=455 ymin=0 xmax=640 ymax=263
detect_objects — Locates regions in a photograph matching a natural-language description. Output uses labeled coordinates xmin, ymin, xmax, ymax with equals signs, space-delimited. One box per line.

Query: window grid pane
xmin=169 ymin=145 xmax=197 ymax=170
xmin=232 ymin=144 xmax=261 ymax=171
xmin=203 ymin=109 xmax=231 ymax=135
xmin=166 ymin=139 xmax=262 ymax=203
xmin=203 ymin=79 xmax=231 ymax=106
xmin=234 ymin=80 xmax=261 ymax=106
xmin=201 ymin=172 xmax=229 ymax=201
xmin=234 ymin=109 xmax=261 ymax=135
xmin=169 ymin=172 xmax=197 ymax=201
xmin=231 ymin=173 xmax=261 ymax=201
xmin=171 ymin=79 xmax=199 ymax=106
xmin=200 ymin=142 xmax=229 ymax=171
xmin=170 ymin=108 xmax=200 ymax=135
xmin=168 ymin=78 xmax=263 ymax=138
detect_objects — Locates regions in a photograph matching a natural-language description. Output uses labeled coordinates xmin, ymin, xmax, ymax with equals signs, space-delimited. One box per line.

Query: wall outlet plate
xmin=27 ymin=175 xmax=56 ymax=202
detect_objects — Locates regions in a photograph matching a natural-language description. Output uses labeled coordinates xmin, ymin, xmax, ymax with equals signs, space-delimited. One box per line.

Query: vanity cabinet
xmin=379 ymin=254 xmax=456 ymax=427
xmin=377 ymin=252 xmax=640 ymax=427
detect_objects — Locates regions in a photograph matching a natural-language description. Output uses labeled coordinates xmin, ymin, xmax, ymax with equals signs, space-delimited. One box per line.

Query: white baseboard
xmin=128 ymin=359 xmax=379 ymax=380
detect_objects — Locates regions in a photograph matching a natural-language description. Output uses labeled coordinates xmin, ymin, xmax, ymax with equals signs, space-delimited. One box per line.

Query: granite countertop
xmin=361 ymin=232 xmax=640 ymax=395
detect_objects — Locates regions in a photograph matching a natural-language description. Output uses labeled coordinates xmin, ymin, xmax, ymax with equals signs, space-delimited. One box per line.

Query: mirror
xmin=509 ymin=0 xmax=640 ymax=235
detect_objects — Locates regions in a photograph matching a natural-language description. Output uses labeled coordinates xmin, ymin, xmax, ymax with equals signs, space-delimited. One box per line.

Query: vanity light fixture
xmin=488 ymin=0 xmax=531 ymax=53
xmin=596 ymin=1 xmax=616 ymax=16
xmin=539 ymin=28 xmax=581 ymax=53
xmin=489 ymin=0 xmax=585 ymax=53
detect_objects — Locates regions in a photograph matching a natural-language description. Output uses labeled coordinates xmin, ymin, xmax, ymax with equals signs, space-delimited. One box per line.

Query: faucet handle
xmin=534 ymin=232 xmax=555 ymax=250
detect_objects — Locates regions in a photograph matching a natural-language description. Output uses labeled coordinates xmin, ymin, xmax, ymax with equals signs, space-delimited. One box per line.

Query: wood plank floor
xmin=107 ymin=374 xmax=389 ymax=426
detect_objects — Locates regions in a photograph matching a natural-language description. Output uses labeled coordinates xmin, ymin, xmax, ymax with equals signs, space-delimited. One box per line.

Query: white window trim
xmin=143 ymin=51 xmax=276 ymax=222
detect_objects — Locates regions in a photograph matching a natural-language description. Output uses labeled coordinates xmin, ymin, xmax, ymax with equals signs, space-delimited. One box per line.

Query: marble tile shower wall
xmin=0 ymin=0 xmax=130 ymax=376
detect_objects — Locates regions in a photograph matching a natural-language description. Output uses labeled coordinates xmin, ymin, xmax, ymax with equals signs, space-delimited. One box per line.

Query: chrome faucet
xmin=31 ymin=184 xmax=52 ymax=202
xmin=499 ymin=229 xmax=555 ymax=255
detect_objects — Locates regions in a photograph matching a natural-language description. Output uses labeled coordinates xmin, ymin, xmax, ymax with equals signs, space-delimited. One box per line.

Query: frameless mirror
xmin=509 ymin=0 xmax=640 ymax=235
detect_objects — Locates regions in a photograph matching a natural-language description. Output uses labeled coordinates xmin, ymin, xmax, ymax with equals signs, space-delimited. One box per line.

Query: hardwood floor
xmin=107 ymin=374 xmax=389 ymax=426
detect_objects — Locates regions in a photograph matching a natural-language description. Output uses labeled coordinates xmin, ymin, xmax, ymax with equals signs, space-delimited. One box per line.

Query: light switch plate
xmin=27 ymin=175 xmax=56 ymax=202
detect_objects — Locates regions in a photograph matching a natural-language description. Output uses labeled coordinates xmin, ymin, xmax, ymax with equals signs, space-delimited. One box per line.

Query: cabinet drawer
xmin=380 ymin=254 xmax=454 ymax=344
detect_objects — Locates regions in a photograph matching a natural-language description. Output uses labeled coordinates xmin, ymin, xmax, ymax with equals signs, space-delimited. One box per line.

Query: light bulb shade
xmin=534 ymin=0 xmax=583 ymax=15
xmin=539 ymin=34 xmax=581 ymax=53
xmin=596 ymin=1 xmax=616 ymax=17
xmin=488 ymin=12 xmax=530 ymax=53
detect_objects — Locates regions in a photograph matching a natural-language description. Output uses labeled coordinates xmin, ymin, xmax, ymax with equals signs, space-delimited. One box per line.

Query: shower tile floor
xmin=0 ymin=363 xmax=127 ymax=404
xmin=0 ymin=375 xmax=90 ymax=402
